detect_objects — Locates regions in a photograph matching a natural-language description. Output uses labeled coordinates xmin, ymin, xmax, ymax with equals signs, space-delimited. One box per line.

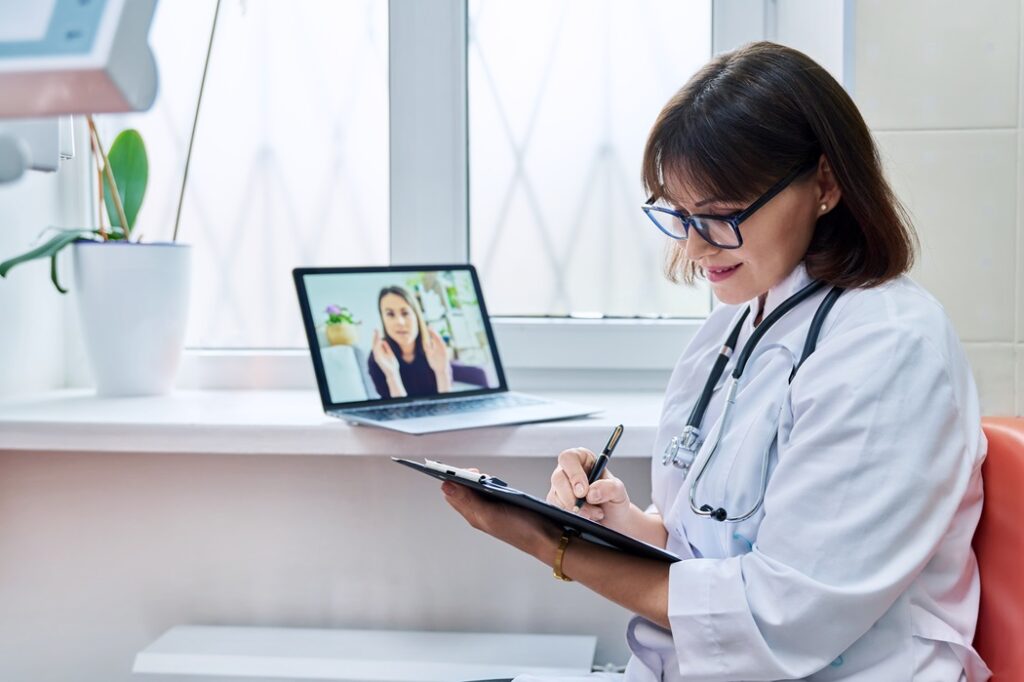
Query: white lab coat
xmin=516 ymin=262 xmax=991 ymax=682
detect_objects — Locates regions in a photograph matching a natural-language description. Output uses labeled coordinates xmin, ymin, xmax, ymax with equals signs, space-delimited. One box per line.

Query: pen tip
xmin=605 ymin=424 xmax=624 ymax=451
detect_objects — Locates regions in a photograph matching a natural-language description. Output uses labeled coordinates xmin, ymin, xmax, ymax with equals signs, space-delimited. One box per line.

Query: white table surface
xmin=0 ymin=389 xmax=665 ymax=458
xmin=133 ymin=625 xmax=598 ymax=680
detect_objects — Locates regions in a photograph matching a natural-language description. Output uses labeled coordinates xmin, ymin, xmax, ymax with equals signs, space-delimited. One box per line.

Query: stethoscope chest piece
xmin=662 ymin=424 xmax=702 ymax=472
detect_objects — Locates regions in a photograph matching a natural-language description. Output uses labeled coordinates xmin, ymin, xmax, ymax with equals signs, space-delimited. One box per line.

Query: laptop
xmin=293 ymin=264 xmax=600 ymax=434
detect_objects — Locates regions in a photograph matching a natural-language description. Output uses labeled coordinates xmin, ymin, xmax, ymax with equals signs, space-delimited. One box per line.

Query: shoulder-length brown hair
xmin=642 ymin=41 xmax=916 ymax=288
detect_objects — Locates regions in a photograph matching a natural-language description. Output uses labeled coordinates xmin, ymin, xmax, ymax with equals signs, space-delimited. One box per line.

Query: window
xmin=98 ymin=0 xmax=389 ymax=349
xmin=86 ymin=0 xmax=846 ymax=388
xmin=468 ymin=0 xmax=712 ymax=319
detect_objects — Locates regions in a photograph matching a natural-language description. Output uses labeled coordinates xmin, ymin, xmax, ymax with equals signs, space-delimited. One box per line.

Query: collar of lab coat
xmin=746 ymin=261 xmax=813 ymax=328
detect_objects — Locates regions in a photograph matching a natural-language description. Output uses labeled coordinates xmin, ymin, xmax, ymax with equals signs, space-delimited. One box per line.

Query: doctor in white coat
xmin=441 ymin=41 xmax=990 ymax=682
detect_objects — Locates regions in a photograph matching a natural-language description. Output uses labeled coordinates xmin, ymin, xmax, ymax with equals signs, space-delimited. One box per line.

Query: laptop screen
xmin=294 ymin=265 xmax=508 ymax=409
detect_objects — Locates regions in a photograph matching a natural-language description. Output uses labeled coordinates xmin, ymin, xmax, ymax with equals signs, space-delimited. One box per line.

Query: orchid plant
xmin=0 ymin=115 xmax=149 ymax=293
xmin=325 ymin=305 xmax=359 ymax=325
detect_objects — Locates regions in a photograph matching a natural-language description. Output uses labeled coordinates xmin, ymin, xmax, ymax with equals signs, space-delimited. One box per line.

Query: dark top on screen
xmin=367 ymin=336 xmax=439 ymax=399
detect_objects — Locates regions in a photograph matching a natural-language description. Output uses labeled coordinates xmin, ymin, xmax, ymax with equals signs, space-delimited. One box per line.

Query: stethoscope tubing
xmin=680 ymin=281 xmax=844 ymax=523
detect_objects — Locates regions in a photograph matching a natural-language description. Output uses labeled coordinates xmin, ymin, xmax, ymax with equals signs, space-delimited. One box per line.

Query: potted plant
xmin=324 ymin=305 xmax=361 ymax=346
xmin=0 ymin=116 xmax=191 ymax=396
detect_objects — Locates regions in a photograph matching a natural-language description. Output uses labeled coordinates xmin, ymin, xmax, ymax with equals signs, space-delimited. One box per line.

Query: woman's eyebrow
xmin=694 ymin=195 xmax=725 ymax=208
xmin=659 ymin=192 xmax=726 ymax=210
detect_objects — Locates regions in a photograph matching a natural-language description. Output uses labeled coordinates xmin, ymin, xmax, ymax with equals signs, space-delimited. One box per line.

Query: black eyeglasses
xmin=641 ymin=160 xmax=817 ymax=249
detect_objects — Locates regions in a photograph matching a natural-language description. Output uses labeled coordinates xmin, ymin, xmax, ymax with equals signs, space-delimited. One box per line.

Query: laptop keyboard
xmin=342 ymin=394 xmax=545 ymax=422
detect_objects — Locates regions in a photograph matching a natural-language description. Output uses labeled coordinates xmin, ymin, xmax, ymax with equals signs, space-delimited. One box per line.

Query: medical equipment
xmin=662 ymin=280 xmax=844 ymax=522
xmin=0 ymin=0 xmax=158 ymax=183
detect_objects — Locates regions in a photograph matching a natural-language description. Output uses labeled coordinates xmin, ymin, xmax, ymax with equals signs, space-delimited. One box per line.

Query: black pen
xmin=574 ymin=424 xmax=624 ymax=511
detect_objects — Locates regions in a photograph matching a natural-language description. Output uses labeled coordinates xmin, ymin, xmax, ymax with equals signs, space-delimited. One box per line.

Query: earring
xmin=820 ymin=203 xmax=828 ymax=212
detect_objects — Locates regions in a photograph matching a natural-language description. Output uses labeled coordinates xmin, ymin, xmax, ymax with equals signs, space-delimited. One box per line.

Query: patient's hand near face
xmin=371 ymin=328 xmax=407 ymax=397
xmin=424 ymin=327 xmax=452 ymax=392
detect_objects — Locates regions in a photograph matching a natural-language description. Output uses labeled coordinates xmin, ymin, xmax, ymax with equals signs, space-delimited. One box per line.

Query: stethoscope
xmin=662 ymin=280 xmax=844 ymax=523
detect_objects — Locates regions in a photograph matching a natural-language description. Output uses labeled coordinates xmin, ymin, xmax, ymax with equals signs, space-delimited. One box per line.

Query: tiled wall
xmin=850 ymin=0 xmax=1023 ymax=416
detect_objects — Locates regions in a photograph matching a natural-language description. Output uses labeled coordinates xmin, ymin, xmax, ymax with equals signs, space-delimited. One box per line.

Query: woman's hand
xmin=423 ymin=326 xmax=452 ymax=392
xmin=547 ymin=448 xmax=667 ymax=548
xmin=547 ymin=447 xmax=633 ymax=531
xmin=371 ymin=329 xmax=400 ymax=375
xmin=371 ymin=329 xmax=406 ymax=397
xmin=442 ymin=470 xmax=560 ymax=562
xmin=424 ymin=327 xmax=450 ymax=373
xmin=443 ymin=467 xmax=672 ymax=628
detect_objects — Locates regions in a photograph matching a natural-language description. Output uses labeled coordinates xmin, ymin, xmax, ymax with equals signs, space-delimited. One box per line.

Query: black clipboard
xmin=394 ymin=457 xmax=680 ymax=564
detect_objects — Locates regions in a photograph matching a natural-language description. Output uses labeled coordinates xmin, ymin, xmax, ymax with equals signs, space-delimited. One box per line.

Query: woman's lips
xmin=706 ymin=263 xmax=742 ymax=283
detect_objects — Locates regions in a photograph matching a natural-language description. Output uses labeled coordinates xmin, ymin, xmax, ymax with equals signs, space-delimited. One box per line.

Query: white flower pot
xmin=72 ymin=241 xmax=192 ymax=396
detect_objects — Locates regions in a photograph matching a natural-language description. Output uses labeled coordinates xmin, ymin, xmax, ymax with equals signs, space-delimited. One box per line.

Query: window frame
xmin=168 ymin=0 xmax=793 ymax=392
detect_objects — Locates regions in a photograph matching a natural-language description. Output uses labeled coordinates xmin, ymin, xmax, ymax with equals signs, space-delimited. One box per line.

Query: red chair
xmin=973 ymin=418 xmax=1024 ymax=680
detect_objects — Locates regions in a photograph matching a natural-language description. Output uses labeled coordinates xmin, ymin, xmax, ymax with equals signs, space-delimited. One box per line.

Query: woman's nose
xmin=684 ymin=229 xmax=718 ymax=261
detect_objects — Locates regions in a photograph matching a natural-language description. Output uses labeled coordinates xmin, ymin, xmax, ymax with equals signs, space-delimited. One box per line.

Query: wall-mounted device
xmin=0 ymin=0 xmax=159 ymax=183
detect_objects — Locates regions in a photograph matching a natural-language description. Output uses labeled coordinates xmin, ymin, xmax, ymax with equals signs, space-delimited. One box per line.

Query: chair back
xmin=974 ymin=418 xmax=1024 ymax=680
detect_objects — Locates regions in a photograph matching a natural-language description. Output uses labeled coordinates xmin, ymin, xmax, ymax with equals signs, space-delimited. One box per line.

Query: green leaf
xmin=103 ymin=129 xmax=148 ymax=233
xmin=0 ymin=229 xmax=95 ymax=276
xmin=0 ymin=229 xmax=97 ymax=287
xmin=50 ymin=252 xmax=68 ymax=294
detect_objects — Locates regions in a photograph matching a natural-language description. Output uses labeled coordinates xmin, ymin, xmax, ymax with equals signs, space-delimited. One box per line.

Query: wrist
xmin=386 ymin=376 xmax=406 ymax=397
xmin=530 ymin=523 xmax=563 ymax=566
xmin=628 ymin=504 xmax=667 ymax=547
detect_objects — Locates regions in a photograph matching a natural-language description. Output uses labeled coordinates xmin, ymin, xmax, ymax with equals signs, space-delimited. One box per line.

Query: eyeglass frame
xmin=641 ymin=159 xmax=819 ymax=249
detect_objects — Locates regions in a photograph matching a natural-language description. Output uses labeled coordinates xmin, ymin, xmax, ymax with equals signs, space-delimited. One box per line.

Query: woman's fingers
xmin=425 ymin=326 xmax=444 ymax=353
xmin=556 ymin=447 xmax=596 ymax=499
xmin=545 ymin=486 xmax=603 ymax=521
xmin=546 ymin=480 xmax=606 ymax=521
xmin=586 ymin=477 xmax=628 ymax=506
xmin=442 ymin=481 xmax=483 ymax=529
xmin=442 ymin=480 xmax=504 ymax=534
xmin=548 ymin=467 xmax=578 ymax=510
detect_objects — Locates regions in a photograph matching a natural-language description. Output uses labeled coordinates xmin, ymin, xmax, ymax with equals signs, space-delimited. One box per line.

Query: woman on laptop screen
xmin=367 ymin=286 xmax=452 ymax=399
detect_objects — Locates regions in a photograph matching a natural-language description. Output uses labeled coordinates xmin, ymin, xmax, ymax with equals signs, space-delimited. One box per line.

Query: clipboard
xmin=393 ymin=457 xmax=680 ymax=564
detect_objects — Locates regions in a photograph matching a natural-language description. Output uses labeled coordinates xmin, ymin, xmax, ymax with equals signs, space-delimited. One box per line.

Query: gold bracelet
xmin=553 ymin=532 xmax=573 ymax=582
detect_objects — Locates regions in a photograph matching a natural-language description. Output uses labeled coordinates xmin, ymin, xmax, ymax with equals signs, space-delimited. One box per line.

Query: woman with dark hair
xmin=367 ymin=286 xmax=452 ymax=399
xmin=443 ymin=42 xmax=989 ymax=681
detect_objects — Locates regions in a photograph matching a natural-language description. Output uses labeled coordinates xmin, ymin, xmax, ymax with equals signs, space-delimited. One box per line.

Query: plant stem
xmin=87 ymin=115 xmax=131 ymax=241
xmin=85 ymin=120 xmax=108 ymax=240
xmin=173 ymin=0 xmax=222 ymax=243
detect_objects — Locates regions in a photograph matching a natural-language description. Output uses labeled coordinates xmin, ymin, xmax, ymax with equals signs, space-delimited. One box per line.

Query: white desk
xmin=0 ymin=389 xmax=663 ymax=680
xmin=0 ymin=389 xmax=664 ymax=458
xmin=133 ymin=625 xmax=598 ymax=681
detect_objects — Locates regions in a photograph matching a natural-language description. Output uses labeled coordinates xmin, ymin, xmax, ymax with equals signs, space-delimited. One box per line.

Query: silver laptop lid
xmin=293 ymin=265 xmax=509 ymax=412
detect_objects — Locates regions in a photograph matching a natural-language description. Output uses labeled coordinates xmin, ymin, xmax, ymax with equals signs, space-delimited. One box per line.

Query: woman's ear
xmin=816 ymin=154 xmax=842 ymax=211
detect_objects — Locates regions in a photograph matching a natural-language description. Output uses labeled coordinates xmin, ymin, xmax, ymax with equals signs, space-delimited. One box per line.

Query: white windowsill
xmin=143 ymin=317 xmax=701 ymax=394
xmin=0 ymin=389 xmax=664 ymax=458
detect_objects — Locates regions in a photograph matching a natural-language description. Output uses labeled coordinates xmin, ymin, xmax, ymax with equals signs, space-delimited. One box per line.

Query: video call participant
xmin=368 ymin=286 xmax=452 ymax=399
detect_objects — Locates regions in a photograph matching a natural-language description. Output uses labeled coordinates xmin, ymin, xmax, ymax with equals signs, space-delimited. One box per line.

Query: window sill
xmin=0 ymin=388 xmax=664 ymax=458
xmin=144 ymin=317 xmax=701 ymax=394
